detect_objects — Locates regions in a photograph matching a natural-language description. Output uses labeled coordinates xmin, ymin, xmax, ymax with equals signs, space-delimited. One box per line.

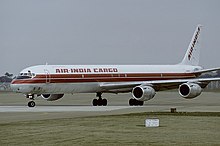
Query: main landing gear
xmin=92 ymin=93 xmax=144 ymax=106
xmin=92 ymin=92 xmax=107 ymax=106
xmin=129 ymin=98 xmax=144 ymax=106
xmin=26 ymin=94 xmax=36 ymax=107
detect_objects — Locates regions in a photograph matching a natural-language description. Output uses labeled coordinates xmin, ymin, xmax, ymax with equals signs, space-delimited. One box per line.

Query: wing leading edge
xmin=193 ymin=67 xmax=220 ymax=75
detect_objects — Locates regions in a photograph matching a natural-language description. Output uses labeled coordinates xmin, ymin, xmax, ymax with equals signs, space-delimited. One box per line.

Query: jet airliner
xmin=11 ymin=25 xmax=220 ymax=107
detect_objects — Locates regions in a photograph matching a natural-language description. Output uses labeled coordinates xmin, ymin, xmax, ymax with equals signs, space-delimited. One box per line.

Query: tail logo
xmin=188 ymin=27 xmax=200 ymax=60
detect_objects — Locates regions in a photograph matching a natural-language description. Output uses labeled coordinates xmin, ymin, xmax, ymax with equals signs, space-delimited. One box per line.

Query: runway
xmin=0 ymin=106 xmax=131 ymax=112
xmin=1 ymin=104 xmax=219 ymax=113
xmin=0 ymin=91 xmax=220 ymax=123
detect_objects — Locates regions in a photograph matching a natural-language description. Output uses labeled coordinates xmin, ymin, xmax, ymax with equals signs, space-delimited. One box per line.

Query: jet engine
xmin=41 ymin=94 xmax=64 ymax=101
xmin=179 ymin=83 xmax=202 ymax=99
xmin=132 ymin=85 xmax=156 ymax=101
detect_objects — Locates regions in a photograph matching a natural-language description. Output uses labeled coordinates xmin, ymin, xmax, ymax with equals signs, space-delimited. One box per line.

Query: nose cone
xmin=11 ymin=81 xmax=33 ymax=93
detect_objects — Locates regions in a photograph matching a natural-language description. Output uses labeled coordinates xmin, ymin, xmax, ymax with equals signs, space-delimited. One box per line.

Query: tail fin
xmin=180 ymin=25 xmax=202 ymax=66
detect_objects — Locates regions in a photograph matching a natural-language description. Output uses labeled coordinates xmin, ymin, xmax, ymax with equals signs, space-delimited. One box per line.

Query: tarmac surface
xmin=0 ymin=91 xmax=220 ymax=123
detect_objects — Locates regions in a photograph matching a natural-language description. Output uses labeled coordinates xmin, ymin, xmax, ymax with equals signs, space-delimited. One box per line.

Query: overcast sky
xmin=0 ymin=0 xmax=220 ymax=75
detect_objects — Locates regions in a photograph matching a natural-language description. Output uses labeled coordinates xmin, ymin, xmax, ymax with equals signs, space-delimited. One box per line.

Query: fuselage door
xmin=44 ymin=69 xmax=51 ymax=84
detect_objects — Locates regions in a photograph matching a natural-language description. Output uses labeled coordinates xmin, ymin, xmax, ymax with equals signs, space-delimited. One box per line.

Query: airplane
xmin=11 ymin=25 xmax=220 ymax=107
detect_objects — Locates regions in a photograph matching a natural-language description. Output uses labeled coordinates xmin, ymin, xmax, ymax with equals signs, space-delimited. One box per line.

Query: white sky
xmin=0 ymin=0 xmax=220 ymax=75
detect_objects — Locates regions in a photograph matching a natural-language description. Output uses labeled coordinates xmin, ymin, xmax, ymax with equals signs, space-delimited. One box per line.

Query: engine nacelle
xmin=41 ymin=94 xmax=64 ymax=101
xmin=132 ymin=86 xmax=156 ymax=101
xmin=179 ymin=83 xmax=202 ymax=99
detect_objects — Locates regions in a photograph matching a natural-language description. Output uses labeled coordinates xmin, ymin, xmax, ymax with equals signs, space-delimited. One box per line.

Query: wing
xmin=100 ymin=77 xmax=220 ymax=93
xmin=194 ymin=67 xmax=220 ymax=75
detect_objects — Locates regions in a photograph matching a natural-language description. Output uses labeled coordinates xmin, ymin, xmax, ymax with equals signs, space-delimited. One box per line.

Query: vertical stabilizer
xmin=180 ymin=25 xmax=202 ymax=66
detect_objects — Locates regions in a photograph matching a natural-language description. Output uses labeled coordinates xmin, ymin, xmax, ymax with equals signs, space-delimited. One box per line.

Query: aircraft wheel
xmin=129 ymin=99 xmax=135 ymax=106
xmin=28 ymin=101 xmax=35 ymax=107
xmin=97 ymin=98 xmax=103 ymax=106
xmin=129 ymin=99 xmax=144 ymax=106
xmin=138 ymin=101 xmax=144 ymax=106
xmin=92 ymin=99 xmax=98 ymax=106
xmin=102 ymin=99 xmax=107 ymax=106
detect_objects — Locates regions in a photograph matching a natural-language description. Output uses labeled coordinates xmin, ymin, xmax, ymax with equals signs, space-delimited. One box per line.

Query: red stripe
xmin=36 ymin=73 xmax=195 ymax=78
xmin=12 ymin=73 xmax=196 ymax=84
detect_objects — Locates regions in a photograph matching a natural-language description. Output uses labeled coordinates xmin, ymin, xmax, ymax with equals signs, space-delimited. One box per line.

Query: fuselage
xmin=11 ymin=64 xmax=202 ymax=94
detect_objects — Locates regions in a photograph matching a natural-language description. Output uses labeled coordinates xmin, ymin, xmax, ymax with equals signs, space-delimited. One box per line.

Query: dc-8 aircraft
xmin=11 ymin=25 xmax=220 ymax=107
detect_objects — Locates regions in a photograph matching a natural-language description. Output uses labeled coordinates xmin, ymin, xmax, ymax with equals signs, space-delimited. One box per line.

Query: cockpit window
xmin=16 ymin=75 xmax=32 ymax=79
xmin=16 ymin=71 xmax=36 ymax=80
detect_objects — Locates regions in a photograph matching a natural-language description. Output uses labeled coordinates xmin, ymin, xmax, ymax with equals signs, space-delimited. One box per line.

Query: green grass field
xmin=0 ymin=112 xmax=220 ymax=146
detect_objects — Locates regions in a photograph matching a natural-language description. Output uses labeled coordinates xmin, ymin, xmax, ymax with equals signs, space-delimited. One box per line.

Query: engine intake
xmin=179 ymin=83 xmax=202 ymax=99
xmin=132 ymin=86 xmax=156 ymax=101
xmin=41 ymin=94 xmax=64 ymax=101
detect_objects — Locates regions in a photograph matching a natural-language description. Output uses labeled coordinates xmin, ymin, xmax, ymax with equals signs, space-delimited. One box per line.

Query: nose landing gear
xmin=26 ymin=94 xmax=36 ymax=107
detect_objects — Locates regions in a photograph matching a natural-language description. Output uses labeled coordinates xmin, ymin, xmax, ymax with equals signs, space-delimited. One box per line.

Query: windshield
xmin=16 ymin=71 xmax=36 ymax=80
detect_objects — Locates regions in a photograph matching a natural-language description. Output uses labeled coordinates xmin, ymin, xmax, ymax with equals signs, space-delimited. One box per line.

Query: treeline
xmin=199 ymin=70 xmax=220 ymax=78
xmin=0 ymin=72 xmax=14 ymax=83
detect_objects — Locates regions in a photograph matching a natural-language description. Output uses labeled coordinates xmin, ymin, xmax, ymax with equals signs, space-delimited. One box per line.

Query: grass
xmin=0 ymin=112 xmax=220 ymax=146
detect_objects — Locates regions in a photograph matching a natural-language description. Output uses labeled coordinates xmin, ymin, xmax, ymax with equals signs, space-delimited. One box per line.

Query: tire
xmin=129 ymin=99 xmax=135 ymax=106
xmin=97 ymin=99 xmax=103 ymax=106
xmin=92 ymin=99 xmax=98 ymax=106
xmin=102 ymin=99 xmax=107 ymax=106
xmin=129 ymin=99 xmax=144 ymax=106
xmin=28 ymin=101 xmax=35 ymax=107
xmin=138 ymin=101 xmax=144 ymax=106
